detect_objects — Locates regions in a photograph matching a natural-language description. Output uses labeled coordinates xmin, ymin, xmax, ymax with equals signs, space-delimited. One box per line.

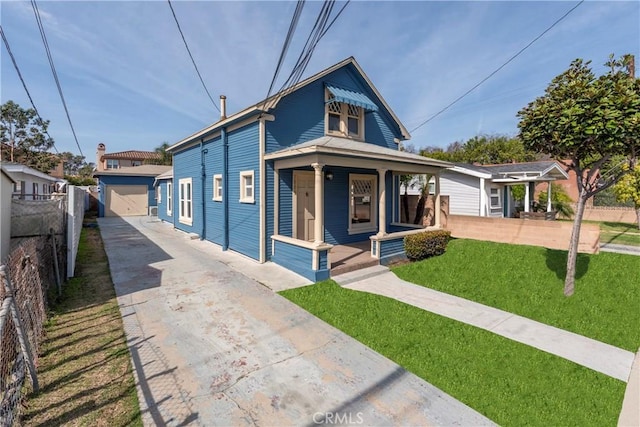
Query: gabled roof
xmin=101 ymin=150 xmax=160 ymax=161
xmin=1 ymin=166 xmax=16 ymax=184
xmin=265 ymin=136 xmax=451 ymax=169
xmin=446 ymin=161 xmax=569 ymax=181
xmin=169 ymin=57 xmax=410 ymax=152
xmin=93 ymin=165 xmax=171 ymax=177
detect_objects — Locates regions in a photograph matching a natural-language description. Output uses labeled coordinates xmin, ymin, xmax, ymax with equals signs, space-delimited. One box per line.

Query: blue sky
xmin=1 ymin=1 xmax=638 ymax=161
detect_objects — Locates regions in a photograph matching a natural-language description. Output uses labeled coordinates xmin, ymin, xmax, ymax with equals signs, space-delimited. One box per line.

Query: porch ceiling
xmin=265 ymin=136 xmax=452 ymax=174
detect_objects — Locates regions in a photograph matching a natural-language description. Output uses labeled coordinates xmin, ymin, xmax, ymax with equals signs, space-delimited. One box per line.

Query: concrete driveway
xmin=99 ymin=216 xmax=493 ymax=426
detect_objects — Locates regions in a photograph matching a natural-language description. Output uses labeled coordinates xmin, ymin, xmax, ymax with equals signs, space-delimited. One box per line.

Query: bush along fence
xmin=404 ymin=230 xmax=452 ymax=261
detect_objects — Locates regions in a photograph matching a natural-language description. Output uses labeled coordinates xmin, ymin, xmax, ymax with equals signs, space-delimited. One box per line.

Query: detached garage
xmin=95 ymin=165 xmax=171 ymax=217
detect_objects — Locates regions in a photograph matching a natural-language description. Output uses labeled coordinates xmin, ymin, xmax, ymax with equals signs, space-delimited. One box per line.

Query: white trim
xmin=167 ymin=182 xmax=172 ymax=216
xmin=273 ymin=169 xmax=279 ymax=236
xmin=213 ymin=174 xmax=222 ymax=201
xmin=157 ymin=184 xmax=162 ymax=203
xmin=479 ymin=177 xmax=486 ymax=217
xmin=271 ymin=234 xmax=333 ymax=251
xmin=490 ymin=187 xmax=501 ymax=209
xmin=259 ymin=118 xmax=267 ymax=263
xmin=324 ymin=89 xmax=365 ymax=140
xmin=239 ymin=170 xmax=255 ymax=203
xmin=390 ymin=222 xmax=424 ymax=229
xmin=348 ymin=173 xmax=377 ymax=235
xmin=446 ymin=165 xmax=493 ymax=179
xmin=369 ymin=226 xmax=441 ymax=242
xmin=178 ymin=178 xmax=192 ymax=225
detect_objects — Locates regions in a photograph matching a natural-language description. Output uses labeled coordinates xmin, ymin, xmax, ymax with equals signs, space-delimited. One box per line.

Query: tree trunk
xmin=413 ymin=196 xmax=426 ymax=224
xmin=564 ymin=189 xmax=588 ymax=296
xmin=402 ymin=194 xmax=409 ymax=224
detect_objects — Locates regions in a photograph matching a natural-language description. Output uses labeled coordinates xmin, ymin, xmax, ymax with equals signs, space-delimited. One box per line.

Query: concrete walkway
xmin=98 ymin=217 xmax=493 ymax=426
xmin=600 ymin=243 xmax=640 ymax=256
xmin=334 ymin=265 xmax=635 ymax=382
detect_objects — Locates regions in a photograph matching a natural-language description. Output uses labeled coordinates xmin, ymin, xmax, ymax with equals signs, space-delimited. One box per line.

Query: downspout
xmin=200 ymin=139 xmax=208 ymax=240
xmin=222 ymin=126 xmax=229 ymax=251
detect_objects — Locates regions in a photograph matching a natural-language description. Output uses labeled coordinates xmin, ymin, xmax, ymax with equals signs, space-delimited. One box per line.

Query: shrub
xmin=404 ymin=230 xmax=451 ymax=261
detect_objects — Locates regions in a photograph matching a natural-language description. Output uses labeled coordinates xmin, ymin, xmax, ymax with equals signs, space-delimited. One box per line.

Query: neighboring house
xmin=1 ymin=166 xmax=16 ymax=262
xmin=440 ymin=161 xmax=569 ymax=218
xmin=166 ymin=57 xmax=452 ymax=281
xmin=95 ymin=143 xmax=161 ymax=171
xmin=154 ymin=169 xmax=173 ymax=223
xmin=94 ymin=165 xmax=171 ymax=217
xmin=2 ymin=162 xmax=62 ymax=200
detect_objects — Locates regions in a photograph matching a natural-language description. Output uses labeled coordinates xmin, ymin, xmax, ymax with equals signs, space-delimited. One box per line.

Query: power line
xmin=410 ymin=0 xmax=585 ymax=134
xmin=167 ymin=0 xmax=220 ymax=113
xmin=31 ymin=0 xmax=84 ymax=157
xmin=263 ymin=0 xmax=306 ymax=103
xmin=0 ymin=24 xmax=59 ymax=154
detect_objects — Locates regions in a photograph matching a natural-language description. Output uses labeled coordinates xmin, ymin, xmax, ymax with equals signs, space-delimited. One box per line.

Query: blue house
xmin=165 ymin=57 xmax=451 ymax=281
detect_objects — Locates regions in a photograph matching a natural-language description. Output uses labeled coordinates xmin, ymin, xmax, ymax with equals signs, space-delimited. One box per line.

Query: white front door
xmin=294 ymin=171 xmax=315 ymax=241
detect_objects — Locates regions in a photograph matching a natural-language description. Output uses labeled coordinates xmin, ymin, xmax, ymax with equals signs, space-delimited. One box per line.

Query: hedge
xmin=404 ymin=230 xmax=451 ymax=261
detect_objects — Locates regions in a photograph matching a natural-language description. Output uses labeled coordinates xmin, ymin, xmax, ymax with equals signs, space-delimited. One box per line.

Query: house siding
xmin=278 ymin=169 xmax=293 ymax=237
xmin=172 ymin=144 xmax=202 ymax=234
xmin=265 ymin=64 xmax=402 ymax=154
xmin=379 ymin=237 xmax=407 ymax=265
xmin=227 ymin=123 xmax=260 ymax=260
xmin=440 ymin=171 xmax=480 ymax=216
xmin=204 ymin=136 xmax=224 ymax=245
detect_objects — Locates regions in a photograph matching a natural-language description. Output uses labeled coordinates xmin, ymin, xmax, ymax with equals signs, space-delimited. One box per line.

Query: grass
xmin=280 ymin=280 xmax=625 ymax=426
xmin=596 ymin=220 xmax=640 ymax=247
xmin=22 ymin=215 xmax=141 ymax=427
xmin=392 ymin=239 xmax=640 ymax=352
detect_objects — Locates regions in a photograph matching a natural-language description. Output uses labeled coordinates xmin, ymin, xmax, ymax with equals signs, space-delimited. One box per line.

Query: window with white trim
xmin=239 ymin=170 xmax=254 ymax=203
xmin=490 ymin=187 xmax=501 ymax=208
xmin=213 ymin=174 xmax=222 ymax=201
xmin=156 ymin=185 xmax=162 ymax=203
xmin=167 ymin=182 xmax=173 ymax=216
xmin=349 ymin=174 xmax=377 ymax=234
xmin=325 ymin=91 xmax=364 ymax=139
xmin=106 ymin=159 xmax=119 ymax=169
xmin=179 ymin=178 xmax=192 ymax=225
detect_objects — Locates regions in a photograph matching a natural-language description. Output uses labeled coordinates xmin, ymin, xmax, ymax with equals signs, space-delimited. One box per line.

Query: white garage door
xmin=105 ymin=185 xmax=148 ymax=217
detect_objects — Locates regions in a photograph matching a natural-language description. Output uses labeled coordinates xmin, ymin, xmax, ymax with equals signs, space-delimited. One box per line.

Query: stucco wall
xmin=445 ymin=215 xmax=600 ymax=254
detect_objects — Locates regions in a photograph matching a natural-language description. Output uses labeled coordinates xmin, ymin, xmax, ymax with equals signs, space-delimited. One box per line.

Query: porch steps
xmin=332 ymin=264 xmax=389 ymax=286
xmin=330 ymin=258 xmax=379 ymax=277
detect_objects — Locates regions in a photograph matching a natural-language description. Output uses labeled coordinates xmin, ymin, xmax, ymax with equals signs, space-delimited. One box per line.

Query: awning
xmin=325 ymin=84 xmax=378 ymax=112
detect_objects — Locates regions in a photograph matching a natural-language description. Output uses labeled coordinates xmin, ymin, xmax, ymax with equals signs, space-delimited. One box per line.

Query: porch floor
xmin=330 ymin=241 xmax=378 ymax=276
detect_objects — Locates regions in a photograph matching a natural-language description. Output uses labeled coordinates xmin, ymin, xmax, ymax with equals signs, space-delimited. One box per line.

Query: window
xmin=42 ymin=183 xmax=48 ymax=195
xmin=325 ymin=92 xmax=363 ymax=139
xmin=490 ymin=187 xmax=501 ymax=208
xmin=167 ymin=182 xmax=173 ymax=216
xmin=131 ymin=161 xmax=142 ymax=167
xmin=213 ymin=175 xmax=223 ymax=201
xmin=178 ymin=178 xmax=192 ymax=225
xmin=239 ymin=171 xmax=254 ymax=203
xmin=349 ymin=174 xmax=377 ymax=233
xmin=32 ymin=183 xmax=39 ymax=199
xmin=106 ymin=159 xmax=119 ymax=169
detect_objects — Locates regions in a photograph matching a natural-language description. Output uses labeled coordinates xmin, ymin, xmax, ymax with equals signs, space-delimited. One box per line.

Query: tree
xmin=420 ymin=134 xmax=538 ymax=164
xmin=145 ymin=142 xmax=172 ymax=165
xmin=517 ymin=54 xmax=640 ymax=296
xmin=0 ymin=100 xmax=56 ymax=172
xmin=613 ymin=164 xmax=640 ymax=228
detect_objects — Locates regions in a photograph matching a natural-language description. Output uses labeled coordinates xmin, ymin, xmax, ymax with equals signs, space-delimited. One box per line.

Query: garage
xmin=105 ymin=185 xmax=148 ymax=217
xmin=94 ymin=165 xmax=171 ymax=218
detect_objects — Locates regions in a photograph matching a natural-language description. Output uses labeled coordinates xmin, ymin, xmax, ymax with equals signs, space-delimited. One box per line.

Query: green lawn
xmin=280 ymin=280 xmax=625 ymax=426
xmin=596 ymin=221 xmax=640 ymax=247
xmin=392 ymin=239 xmax=640 ymax=351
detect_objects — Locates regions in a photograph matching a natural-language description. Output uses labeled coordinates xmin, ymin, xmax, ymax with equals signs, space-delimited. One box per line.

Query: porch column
xmin=524 ymin=183 xmax=530 ymax=213
xmin=377 ymin=168 xmax=387 ymax=236
xmin=311 ymin=163 xmax=324 ymax=244
xmin=546 ymin=182 xmax=552 ymax=212
xmin=434 ymin=173 xmax=441 ymax=227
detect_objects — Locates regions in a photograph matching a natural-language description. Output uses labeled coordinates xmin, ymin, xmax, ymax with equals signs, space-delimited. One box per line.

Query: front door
xmin=294 ymin=171 xmax=315 ymax=241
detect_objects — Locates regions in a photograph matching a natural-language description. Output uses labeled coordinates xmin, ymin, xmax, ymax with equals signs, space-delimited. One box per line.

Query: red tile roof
xmin=101 ymin=150 xmax=160 ymax=160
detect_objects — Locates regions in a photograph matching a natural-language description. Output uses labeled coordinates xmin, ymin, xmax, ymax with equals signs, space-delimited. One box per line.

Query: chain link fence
xmin=1 ymin=189 xmax=78 ymax=426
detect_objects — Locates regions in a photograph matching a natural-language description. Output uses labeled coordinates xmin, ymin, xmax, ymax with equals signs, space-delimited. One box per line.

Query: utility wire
xmin=410 ymin=0 xmax=585 ymax=133
xmin=263 ymin=0 xmax=306 ymax=103
xmin=167 ymin=0 xmax=220 ymax=113
xmin=31 ymin=0 xmax=84 ymax=157
xmin=0 ymin=25 xmax=59 ymax=154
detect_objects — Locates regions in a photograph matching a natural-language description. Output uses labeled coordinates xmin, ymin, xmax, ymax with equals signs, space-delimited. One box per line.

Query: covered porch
xmin=266 ymin=136 xmax=452 ymax=282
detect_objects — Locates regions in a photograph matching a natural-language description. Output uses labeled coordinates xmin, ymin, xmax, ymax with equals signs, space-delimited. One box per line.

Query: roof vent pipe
xmin=220 ymin=95 xmax=227 ymax=120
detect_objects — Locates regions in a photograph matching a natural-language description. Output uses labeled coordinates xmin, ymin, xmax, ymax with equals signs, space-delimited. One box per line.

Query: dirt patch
xmin=21 ymin=215 xmax=141 ymax=426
